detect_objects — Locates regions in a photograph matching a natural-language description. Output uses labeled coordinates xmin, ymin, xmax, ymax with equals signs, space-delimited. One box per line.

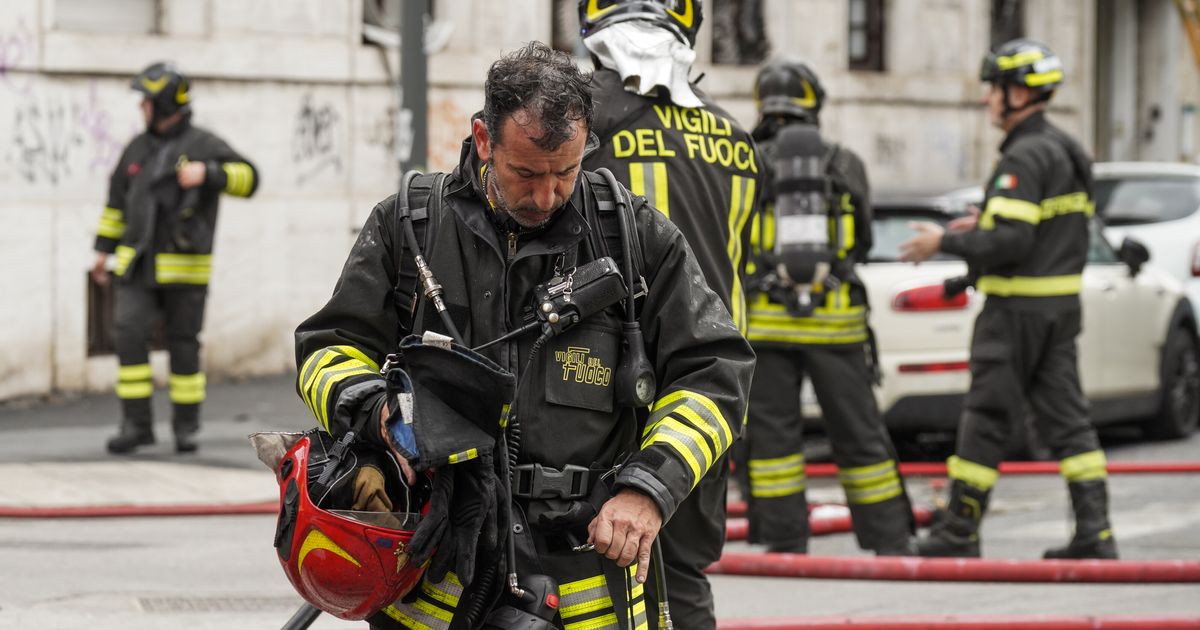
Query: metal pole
xmin=280 ymin=603 xmax=322 ymax=630
xmin=398 ymin=0 xmax=429 ymax=174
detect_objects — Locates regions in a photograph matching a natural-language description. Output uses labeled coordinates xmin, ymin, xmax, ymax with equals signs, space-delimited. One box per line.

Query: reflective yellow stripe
xmin=116 ymin=381 xmax=153 ymax=399
xmin=447 ymin=448 xmax=478 ymax=464
xmin=977 ymin=274 xmax=1081 ymax=297
xmin=97 ymin=207 xmax=126 ymax=239
xmin=749 ymin=455 xmax=807 ymax=497
xmin=118 ymin=363 xmax=152 ymax=381
xmin=947 ymin=455 xmax=999 ymax=491
xmin=299 ymin=346 xmax=382 ymax=429
xmin=114 ymin=245 xmax=136 ymax=276
xmin=627 ymin=162 xmax=670 ymax=218
xmin=169 ymin=372 xmax=206 ymax=404
xmin=997 ymin=49 xmax=1045 ymax=69
xmin=1061 ymin=450 xmax=1108 ymax=482
xmin=155 ymin=253 xmax=213 ymax=285
xmin=560 ymin=573 xmax=617 ymax=628
xmin=649 ymin=390 xmax=734 ymax=450
xmin=222 ymin=162 xmax=255 ymax=196
xmin=839 ymin=460 xmax=903 ymax=505
xmin=1025 ymin=70 xmax=1063 ymax=86
xmin=981 ymin=196 xmax=1042 ymax=228
xmin=1040 ymin=192 xmax=1093 ymax=219
xmin=726 ymin=175 xmax=756 ymax=333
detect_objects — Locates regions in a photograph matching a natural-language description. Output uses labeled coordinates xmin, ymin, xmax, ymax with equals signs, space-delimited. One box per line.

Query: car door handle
xmin=1099 ymin=283 xmax=1116 ymax=293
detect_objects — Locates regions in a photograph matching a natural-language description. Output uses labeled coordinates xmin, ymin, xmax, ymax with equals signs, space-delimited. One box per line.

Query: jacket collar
xmin=1000 ymin=110 xmax=1047 ymax=152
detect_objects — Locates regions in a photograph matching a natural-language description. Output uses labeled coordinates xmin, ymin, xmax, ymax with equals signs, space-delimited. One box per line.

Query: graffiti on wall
xmin=292 ymin=93 xmax=342 ymax=185
xmin=0 ymin=18 xmax=34 ymax=93
xmin=5 ymin=86 xmax=132 ymax=187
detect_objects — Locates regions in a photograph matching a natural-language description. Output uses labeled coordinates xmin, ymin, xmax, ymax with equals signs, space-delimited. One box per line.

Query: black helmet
xmin=131 ymin=62 xmax=192 ymax=120
xmin=754 ymin=60 xmax=825 ymax=123
xmin=578 ymin=0 xmax=702 ymax=47
xmin=980 ymin=38 xmax=1063 ymax=95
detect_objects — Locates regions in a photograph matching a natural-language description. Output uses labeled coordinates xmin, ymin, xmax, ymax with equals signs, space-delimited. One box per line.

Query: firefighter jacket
xmin=745 ymin=126 xmax=874 ymax=348
xmin=294 ymin=134 xmax=754 ymax=530
xmin=584 ymin=68 xmax=762 ymax=333
xmin=94 ymin=116 xmax=258 ymax=287
xmin=941 ymin=111 xmax=1092 ymax=311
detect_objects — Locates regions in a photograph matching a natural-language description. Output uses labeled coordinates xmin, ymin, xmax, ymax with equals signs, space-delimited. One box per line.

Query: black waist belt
xmin=512 ymin=464 xmax=592 ymax=500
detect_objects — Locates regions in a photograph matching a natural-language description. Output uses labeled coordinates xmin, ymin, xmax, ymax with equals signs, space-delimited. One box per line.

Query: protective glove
xmin=944 ymin=274 xmax=973 ymax=298
xmin=351 ymin=464 xmax=394 ymax=512
xmin=406 ymin=453 xmax=503 ymax=587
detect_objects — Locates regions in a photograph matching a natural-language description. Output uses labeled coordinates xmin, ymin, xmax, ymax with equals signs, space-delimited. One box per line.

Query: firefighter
xmin=91 ymin=62 xmax=259 ymax=455
xmin=900 ymin=39 xmax=1118 ymax=560
xmin=294 ymin=42 xmax=754 ymax=628
xmin=739 ymin=60 xmax=916 ymax=555
xmin=578 ymin=1 xmax=761 ymax=626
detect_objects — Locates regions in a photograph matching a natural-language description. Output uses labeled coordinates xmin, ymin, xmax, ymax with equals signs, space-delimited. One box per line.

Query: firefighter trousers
xmin=955 ymin=303 xmax=1100 ymax=470
xmin=113 ymin=282 xmax=208 ymax=438
xmin=744 ymin=344 xmax=914 ymax=552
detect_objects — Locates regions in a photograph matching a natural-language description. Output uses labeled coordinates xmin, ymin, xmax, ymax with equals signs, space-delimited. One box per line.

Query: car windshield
xmin=1095 ymin=177 xmax=1200 ymax=225
xmin=869 ymin=208 xmax=963 ymax=262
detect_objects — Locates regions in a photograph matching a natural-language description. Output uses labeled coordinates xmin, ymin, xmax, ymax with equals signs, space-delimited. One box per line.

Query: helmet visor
xmin=329 ymin=510 xmax=422 ymax=530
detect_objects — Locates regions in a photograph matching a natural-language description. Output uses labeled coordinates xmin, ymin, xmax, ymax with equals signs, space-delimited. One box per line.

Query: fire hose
xmin=715 ymin=615 xmax=1200 ymax=629
xmin=726 ymin=506 xmax=934 ymax=541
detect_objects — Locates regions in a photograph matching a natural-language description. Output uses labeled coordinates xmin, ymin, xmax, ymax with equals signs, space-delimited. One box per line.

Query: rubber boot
xmin=763 ymin=490 xmax=810 ymax=554
xmin=915 ymin=480 xmax=990 ymax=557
xmin=172 ymin=403 xmax=200 ymax=454
xmin=107 ymin=398 xmax=155 ymax=454
xmin=1043 ymin=480 xmax=1119 ymax=559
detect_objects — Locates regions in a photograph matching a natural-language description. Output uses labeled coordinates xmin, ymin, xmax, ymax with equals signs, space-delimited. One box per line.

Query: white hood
xmin=584 ymin=20 xmax=703 ymax=109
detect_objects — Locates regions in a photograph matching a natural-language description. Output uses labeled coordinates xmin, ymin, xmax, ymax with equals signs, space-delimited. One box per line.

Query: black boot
xmin=172 ymin=403 xmax=201 ymax=454
xmin=1043 ymin=480 xmax=1119 ymax=559
xmin=107 ymin=399 xmax=155 ymax=454
xmin=915 ymin=480 xmax=990 ymax=557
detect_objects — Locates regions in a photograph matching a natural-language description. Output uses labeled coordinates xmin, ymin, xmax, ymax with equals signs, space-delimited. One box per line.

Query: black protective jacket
xmin=94 ymin=116 xmax=258 ymax=287
xmin=584 ymin=68 xmax=762 ymax=333
xmin=295 ymin=134 xmax=754 ymax=527
xmin=941 ymin=111 xmax=1092 ymax=311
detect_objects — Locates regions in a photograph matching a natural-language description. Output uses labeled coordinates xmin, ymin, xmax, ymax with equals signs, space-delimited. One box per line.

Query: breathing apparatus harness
xmin=387 ymin=167 xmax=670 ymax=629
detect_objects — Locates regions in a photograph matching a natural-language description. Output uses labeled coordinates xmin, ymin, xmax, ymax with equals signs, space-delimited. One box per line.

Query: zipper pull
xmin=507 ymin=232 xmax=517 ymax=259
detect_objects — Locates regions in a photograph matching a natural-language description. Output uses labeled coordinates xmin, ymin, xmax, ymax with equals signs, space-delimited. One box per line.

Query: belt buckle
xmin=513 ymin=463 xmax=590 ymax=499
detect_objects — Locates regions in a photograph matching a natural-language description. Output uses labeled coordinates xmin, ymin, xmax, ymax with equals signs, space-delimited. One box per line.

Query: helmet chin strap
xmin=1000 ymin=83 xmax=1049 ymax=121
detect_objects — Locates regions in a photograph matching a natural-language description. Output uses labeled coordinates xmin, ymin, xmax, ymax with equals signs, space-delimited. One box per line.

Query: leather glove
xmin=944 ymin=274 xmax=973 ymax=298
xmin=406 ymin=453 xmax=503 ymax=587
xmin=351 ymin=464 xmax=394 ymax=512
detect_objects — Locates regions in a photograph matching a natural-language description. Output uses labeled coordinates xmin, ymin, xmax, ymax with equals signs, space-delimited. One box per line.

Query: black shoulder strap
xmin=582 ymin=170 xmax=645 ymax=287
xmin=394 ymin=172 xmax=446 ymax=332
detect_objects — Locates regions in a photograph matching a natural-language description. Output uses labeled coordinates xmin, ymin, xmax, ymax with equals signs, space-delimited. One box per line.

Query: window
xmin=1086 ymin=219 xmax=1120 ymax=264
xmin=1094 ymin=177 xmax=1200 ymax=225
xmin=990 ymin=0 xmax=1025 ymax=50
xmin=56 ymin=0 xmax=160 ymax=34
xmin=848 ymin=0 xmax=885 ymax=71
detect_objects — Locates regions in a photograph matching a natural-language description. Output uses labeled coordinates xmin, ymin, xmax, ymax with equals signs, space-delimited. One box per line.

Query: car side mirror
xmin=1118 ymin=237 xmax=1150 ymax=276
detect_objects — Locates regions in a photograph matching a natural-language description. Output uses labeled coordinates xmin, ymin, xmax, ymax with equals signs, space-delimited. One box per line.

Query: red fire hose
xmin=726 ymin=506 xmax=933 ymax=541
xmin=707 ymin=552 xmax=1200 ymax=583
xmin=802 ymin=461 xmax=1200 ymax=478
xmin=0 ymin=501 xmax=278 ymax=519
xmin=716 ymin=615 xmax=1200 ymax=629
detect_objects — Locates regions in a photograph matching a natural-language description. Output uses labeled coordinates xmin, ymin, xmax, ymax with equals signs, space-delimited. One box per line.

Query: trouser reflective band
xmin=155 ymin=253 xmax=212 ymax=285
xmin=116 ymin=363 xmax=153 ymax=399
xmin=749 ymin=453 xmax=807 ymax=498
xmin=838 ymin=459 xmax=904 ymax=505
xmin=1061 ymin=450 xmax=1108 ymax=482
xmin=169 ymin=372 xmax=206 ymax=404
xmin=380 ymin=572 xmax=462 ymax=629
xmin=947 ymin=455 xmax=1000 ymax=492
xmin=559 ymin=566 xmax=648 ymax=630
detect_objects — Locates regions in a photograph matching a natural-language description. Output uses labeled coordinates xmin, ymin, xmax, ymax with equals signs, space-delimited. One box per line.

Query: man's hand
xmin=588 ymin=488 xmax=663 ymax=583
xmin=177 ymin=161 xmax=206 ymax=189
xmin=947 ymin=205 xmax=981 ymax=233
xmin=90 ymin=252 xmax=110 ymax=286
xmin=899 ymin=222 xmax=946 ymax=264
xmin=379 ymin=400 xmax=417 ymax=485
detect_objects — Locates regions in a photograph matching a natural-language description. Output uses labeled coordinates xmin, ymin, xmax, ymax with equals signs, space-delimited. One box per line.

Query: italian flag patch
xmin=994 ymin=173 xmax=1018 ymax=190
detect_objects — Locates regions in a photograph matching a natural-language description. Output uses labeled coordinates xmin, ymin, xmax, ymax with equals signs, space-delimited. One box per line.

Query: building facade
xmin=0 ymin=0 xmax=1195 ymax=400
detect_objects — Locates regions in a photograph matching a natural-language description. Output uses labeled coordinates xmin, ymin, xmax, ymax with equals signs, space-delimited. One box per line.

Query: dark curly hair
xmin=483 ymin=41 xmax=594 ymax=151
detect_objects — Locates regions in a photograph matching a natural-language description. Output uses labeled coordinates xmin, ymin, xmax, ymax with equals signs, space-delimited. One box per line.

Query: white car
xmin=1094 ymin=162 xmax=1200 ymax=318
xmin=825 ymin=187 xmax=1200 ymax=443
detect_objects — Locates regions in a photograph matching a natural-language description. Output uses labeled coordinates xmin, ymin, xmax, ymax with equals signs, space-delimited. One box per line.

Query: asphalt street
xmin=1 ymin=375 xmax=1198 ymax=629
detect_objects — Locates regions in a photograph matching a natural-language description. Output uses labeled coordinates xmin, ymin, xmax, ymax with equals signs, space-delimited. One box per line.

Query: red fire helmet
xmin=273 ymin=434 xmax=427 ymax=620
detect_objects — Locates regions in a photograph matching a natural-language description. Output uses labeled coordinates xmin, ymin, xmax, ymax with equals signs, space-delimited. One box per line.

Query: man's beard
xmin=487 ymin=161 xmax=558 ymax=229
